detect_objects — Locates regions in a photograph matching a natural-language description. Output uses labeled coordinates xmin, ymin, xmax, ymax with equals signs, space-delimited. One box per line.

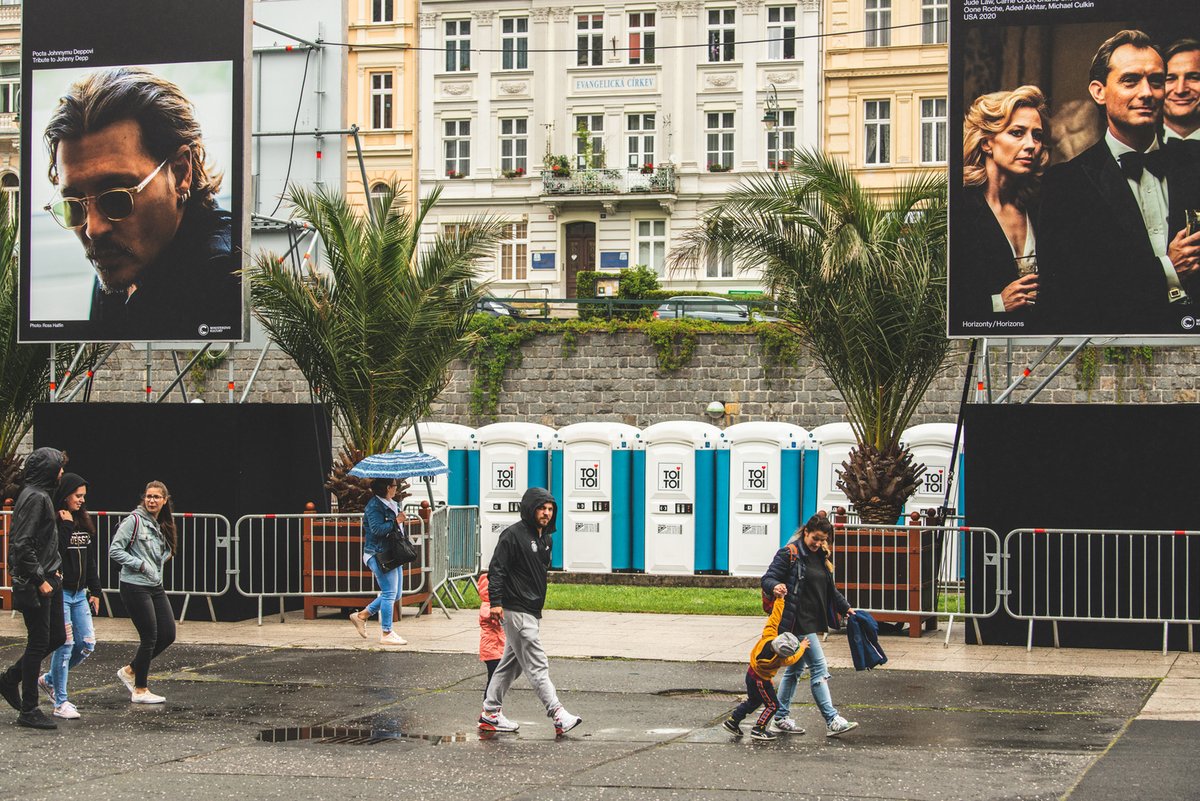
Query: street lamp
xmin=761 ymin=84 xmax=779 ymax=131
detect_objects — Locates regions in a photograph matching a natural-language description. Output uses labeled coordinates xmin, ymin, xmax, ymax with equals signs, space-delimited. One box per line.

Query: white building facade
xmin=416 ymin=0 xmax=820 ymax=301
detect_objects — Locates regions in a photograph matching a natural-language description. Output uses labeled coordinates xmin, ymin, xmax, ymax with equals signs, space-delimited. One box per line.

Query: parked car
xmin=474 ymin=298 xmax=524 ymax=318
xmin=652 ymin=296 xmax=779 ymax=323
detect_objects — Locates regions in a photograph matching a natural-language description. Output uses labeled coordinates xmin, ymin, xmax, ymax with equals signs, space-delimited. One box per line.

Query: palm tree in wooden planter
xmin=674 ymin=149 xmax=950 ymax=524
xmin=250 ymin=182 xmax=506 ymax=511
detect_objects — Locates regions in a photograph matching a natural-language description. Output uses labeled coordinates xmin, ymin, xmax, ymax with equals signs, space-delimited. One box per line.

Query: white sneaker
xmin=116 ymin=666 xmax=136 ymax=693
xmin=38 ymin=673 xmax=54 ymax=700
xmin=349 ymin=610 xmax=368 ymax=639
xmin=553 ymin=707 xmax=582 ymax=736
xmin=771 ymin=717 xmax=805 ymax=735
xmin=131 ymin=690 xmax=166 ymax=704
xmin=826 ymin=715 xmax=859 ymax=737
xmin=380 ymin=631 xmax=407 ymax=646
xmin=53 ymin=702 xmax=81 ymax=719
xmin=478 ymin=709 xmax=519 ymax=732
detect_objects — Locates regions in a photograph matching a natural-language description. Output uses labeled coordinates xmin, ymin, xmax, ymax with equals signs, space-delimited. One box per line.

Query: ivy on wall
xmin=1074 ymin=345 xmax=1154 ymax=400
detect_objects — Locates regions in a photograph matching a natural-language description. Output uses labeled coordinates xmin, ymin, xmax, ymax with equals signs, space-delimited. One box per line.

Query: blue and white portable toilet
xmin=551 ymin=422 xmax=639 ymax=572
xmin=470 ymin=422 xmax=556 ymax=566
xmin=810 ymin=422 xmax=856 ymax=515
xmin=394 ymin=421 xmax=475 ymax=507
xmin=634 ymin=421 xmax=723 ymax=575
xmin=900 ymin=423 xmax=966 ymax=518
xmin=719 ymin=421 xmax=810 ymax=577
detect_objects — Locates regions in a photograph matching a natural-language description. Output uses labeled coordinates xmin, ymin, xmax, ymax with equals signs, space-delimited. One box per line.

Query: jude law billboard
xmin=949 ymin=0 xmax=1200 ymax=337
xmin=20 ymin=0 xmax=250 ymax=343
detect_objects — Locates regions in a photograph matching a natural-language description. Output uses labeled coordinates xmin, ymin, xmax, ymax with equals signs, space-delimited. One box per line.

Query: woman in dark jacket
xmin=954 ymin=85 xmax=1050 ymax=325
xmin=0 ymin=447 xmax=67 ymax=730
xmin=759 ymin=513 xmax=859 ymax=737
xmin=38 ymin=472 xmax=101 ymax=720
xmin=348 ymin=478 xmax=408 ymax=646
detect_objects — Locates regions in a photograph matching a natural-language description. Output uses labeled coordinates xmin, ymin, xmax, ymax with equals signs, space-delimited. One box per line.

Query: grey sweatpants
xmin=482 ymin=610 xmax=561 ymax=716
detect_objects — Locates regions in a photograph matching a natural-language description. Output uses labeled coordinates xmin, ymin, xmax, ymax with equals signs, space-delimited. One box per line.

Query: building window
xmin=444 ymin=119 xmax=471 ymax=177
xmin=626 ymin=113 xmax=655 ymax=170
xmin=922 ymin=0 xmax=948 ymax=44
xmin=369 ymin=72 xmax=393 ymax=129
xmin=574 ymin=114 xmax=605 ymax=169
xmin=766 ymin=109 xmax=796 ymax=170
xmin=445 ymin=19 xmax=471 ymax=72
xmin=0 ymin=173 xmax=18 ymax=224
xmin=766 ymin=6 xmax=797 ymax=60
xmin=706 ymin=222 xmax=735 ymax=278
xmin=863 ymin=100 xmax=891 ymax=165
xmin=628 ymin=12 xmax=656 ymax=65
xmin=0 ymin=62 xmax=18 ymax=115
xmin=501 ymin=17 xmax=529 ymax=70
xmin=577 ymin=14 xmax=603 ymax=67
xmin=443 ymin=222 xmax=467 ymax=238
xmin=371 ymin=0 xmax=393 ymax=23
xmin=707 ymin=9 xmax=736 ymax=63
xmin=706 ymin=111 xmax=735 ymax=170
xmin=920 ymin=97 xmax=947 ymax=164
xmin=368 ymin=182 xmax=389 ymax=212
xmin=636 ymin=219 xmax=667 ymax=275
xmin=500 ymin=118 xmax=528 ymax=174
xmin=499 ymin=222 xmax=529 ymax=281
xmin=865 ymin=0 xmax=890 ymax=48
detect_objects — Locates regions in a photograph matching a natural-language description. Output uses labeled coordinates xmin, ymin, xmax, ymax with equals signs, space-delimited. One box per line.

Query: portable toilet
xmin=470 ymin=422 xmax=556 ymax=566
xmin=634 ymin=421 xmax=723 ymax=575
xmin=394 ymin=421 xmax=475 ymax=507
xmin=719 ymin=421 xmax=810 ymax=577
xmin=810 ymin=422 xmax=856 ymax=516
xmin=551 ymin=422 xmax=639 ymax=572
xmin=900 ymin=423 xmax=966 ymax=518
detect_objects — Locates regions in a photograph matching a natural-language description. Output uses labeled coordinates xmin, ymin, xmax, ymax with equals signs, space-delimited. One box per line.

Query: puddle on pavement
xmin=258 ymin=726 xmax=468 ymax=745
xmin=655 ymin=688 xmax=742 ymax=699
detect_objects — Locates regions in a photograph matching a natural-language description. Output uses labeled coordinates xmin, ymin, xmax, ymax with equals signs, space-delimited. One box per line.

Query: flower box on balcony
xmin=707 ymin=163 xmax=732 ymax=173
xmin=639 ymin=163 xmax=655 ymax=174
xmin=446 ymin=170 xmax=466 ymax=179
xmin=501 ymin=168 xmax=527 ymax=179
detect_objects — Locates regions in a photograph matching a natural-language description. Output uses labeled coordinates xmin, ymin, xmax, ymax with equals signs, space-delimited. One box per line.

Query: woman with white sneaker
xmin=109 ymin=481 xmax=178 ymax=704
xmin=38 ymin=473 xmax=101 ymax=720
xmin=348 ymin=478 xmax=407 ymax=646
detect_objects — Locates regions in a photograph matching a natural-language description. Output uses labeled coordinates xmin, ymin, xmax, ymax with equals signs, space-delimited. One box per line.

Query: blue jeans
xmin=48 ymin=588 xmax=96 ymax=706
xmin=364 ymin=554 xmax=400 ymax=631
xmin=774 ymin=633 xmax=838 ymax=724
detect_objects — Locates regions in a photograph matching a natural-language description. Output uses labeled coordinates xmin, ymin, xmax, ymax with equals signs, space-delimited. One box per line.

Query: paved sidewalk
xmin=4 ymin=606 xmax=1196 ymax=720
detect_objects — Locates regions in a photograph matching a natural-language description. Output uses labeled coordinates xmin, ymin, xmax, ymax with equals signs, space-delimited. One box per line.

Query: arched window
xmin=0 ymin=172 xmax=18 ymax=223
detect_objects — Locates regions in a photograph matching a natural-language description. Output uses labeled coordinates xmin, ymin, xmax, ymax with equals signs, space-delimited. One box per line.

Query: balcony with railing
xmin=541 ymin=165 xmax=676 ymax=197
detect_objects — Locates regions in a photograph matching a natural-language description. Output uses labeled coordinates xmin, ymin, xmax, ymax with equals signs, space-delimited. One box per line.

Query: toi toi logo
xmin=744 ymin=464 xmax=768 ymax=490
xmin=494 ymin=464 xmax=516 ymax=490
xmin=576 ymin=462 xmax=600 ymax=489
xmin=659 ymin=464 xmax=683 ymax=491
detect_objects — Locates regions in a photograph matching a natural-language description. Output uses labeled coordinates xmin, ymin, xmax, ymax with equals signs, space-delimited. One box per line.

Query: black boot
xmin=0 ymin=675 xmax=20 ymax=711
xmin=17 ymin=708 xmax=57 ymax=730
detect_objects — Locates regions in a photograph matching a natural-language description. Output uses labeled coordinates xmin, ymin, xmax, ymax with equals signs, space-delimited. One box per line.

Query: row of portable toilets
xmin=396 ymin=421 xmax=965 ymax=578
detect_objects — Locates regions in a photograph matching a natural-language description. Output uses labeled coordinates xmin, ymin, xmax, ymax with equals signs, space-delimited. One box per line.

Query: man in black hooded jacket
xmin=0 ymin=447 xmax=67 ymax=729
xmin=478 ymin=487 xmax=582 ymax=737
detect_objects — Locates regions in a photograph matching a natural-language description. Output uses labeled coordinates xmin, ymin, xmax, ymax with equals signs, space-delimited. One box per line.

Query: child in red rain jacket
xmin=477 ymin=573 xmax=505 ymax=698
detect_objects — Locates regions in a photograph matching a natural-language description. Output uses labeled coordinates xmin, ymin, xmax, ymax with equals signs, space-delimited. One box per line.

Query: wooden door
xmin=564 ymin=221 xmax=596 ymax=298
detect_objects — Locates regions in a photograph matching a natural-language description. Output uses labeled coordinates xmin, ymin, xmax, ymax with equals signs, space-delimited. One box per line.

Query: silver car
xmin=652 ymin=296 xmax=759 ymax=323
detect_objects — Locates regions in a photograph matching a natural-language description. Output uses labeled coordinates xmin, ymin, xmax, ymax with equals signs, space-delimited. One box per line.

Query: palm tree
xmin=249 ymin=182 xmax=506 ymax=510
xmin=674 ymin=149 xmax=950 ymax=523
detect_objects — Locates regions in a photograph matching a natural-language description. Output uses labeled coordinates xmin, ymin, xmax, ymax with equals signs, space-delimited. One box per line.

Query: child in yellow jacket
xmin=722 ymin=597 xmax=809 ymax=741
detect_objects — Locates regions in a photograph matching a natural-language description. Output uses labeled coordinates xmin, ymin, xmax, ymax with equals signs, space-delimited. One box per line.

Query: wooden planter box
xmin=301 ymin=507 xmax=432 ymax=620
xmin=833 ymin=510 xmax=937 ymax=637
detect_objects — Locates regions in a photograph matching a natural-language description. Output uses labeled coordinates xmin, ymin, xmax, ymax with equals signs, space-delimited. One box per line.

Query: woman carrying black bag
xmin=349 ymin=478 xmax=410 ymax=646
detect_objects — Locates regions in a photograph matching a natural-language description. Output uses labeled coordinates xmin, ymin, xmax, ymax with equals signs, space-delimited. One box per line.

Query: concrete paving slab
xmin=1064 ymin=719 xmax=1200 ymax=801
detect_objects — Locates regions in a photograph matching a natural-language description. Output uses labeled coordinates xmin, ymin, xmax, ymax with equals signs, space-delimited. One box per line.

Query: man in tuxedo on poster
xmin=1038 ymin=30 xmax=1200 ymax=333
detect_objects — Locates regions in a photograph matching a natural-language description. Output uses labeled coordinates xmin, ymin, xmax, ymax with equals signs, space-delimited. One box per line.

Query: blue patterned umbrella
xmin=349 ymin=451 xmax=449 ymax=480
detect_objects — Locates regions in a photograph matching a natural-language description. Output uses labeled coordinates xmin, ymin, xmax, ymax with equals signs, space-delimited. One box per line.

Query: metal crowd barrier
xmin=1003 ymin=528 xmax=1199 ymax=654
xmin=94 ymin=510 xmax=232 ymax=622
xmin=831 ymin=519 xmax=1002 ymax=646
xmin=233 ymin=512 xmax=431 ymax=625
xmin=430 ymin=506 xmax=481 ymax=613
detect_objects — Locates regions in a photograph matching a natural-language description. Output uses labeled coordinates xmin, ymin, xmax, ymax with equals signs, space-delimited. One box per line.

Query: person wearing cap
xmin=722 ymin=596 xmax=809 ymax=741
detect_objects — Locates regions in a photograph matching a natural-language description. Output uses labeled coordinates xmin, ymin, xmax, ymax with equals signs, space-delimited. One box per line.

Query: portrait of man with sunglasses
xmin=41 ymin=66 xmax=240 ymax=341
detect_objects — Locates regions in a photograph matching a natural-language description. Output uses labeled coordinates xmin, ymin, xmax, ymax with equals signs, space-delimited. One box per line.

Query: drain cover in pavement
xmin=258 ymin=726 xmax=467 ymax=746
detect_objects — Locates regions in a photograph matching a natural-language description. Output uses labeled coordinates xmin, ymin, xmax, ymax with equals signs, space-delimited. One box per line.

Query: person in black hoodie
xmin=0 ymin=447 xmax=67 ymax=730
xmin=477 ymin=487 xmax=582 ymax=737
xmin=38 ymin=472 xmax=102 ymax=720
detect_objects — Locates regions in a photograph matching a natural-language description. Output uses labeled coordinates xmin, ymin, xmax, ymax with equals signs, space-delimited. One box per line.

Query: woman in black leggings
xmin=108 ymin=480 xmax=177 ymax=704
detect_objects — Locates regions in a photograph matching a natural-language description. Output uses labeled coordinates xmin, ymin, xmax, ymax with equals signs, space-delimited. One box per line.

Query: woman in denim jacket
xmin=348 ymin=478 xmax=407 ymax=646
xmin=108 ymin=481 xmax=177 ymax=704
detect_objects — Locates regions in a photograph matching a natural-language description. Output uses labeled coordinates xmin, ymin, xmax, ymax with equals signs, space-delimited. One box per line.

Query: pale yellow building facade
xmin=823 ymin=0 xmax=949 ymax=193
xmin=344 ymin=0 xmax=419 ymax=216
